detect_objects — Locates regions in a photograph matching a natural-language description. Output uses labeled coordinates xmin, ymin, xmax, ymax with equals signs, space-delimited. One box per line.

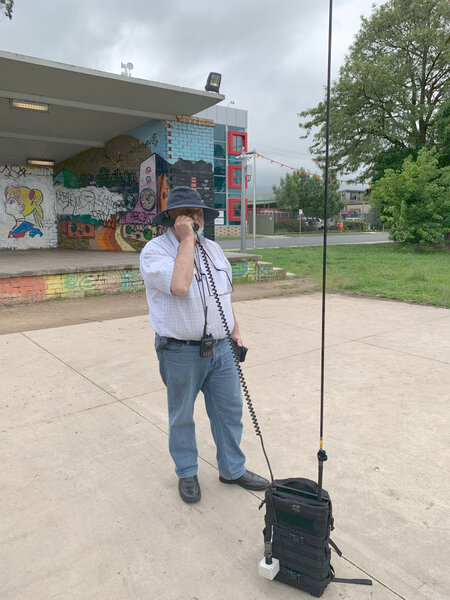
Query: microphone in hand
xmin=192 ymin=221 xmax=200 ymax=232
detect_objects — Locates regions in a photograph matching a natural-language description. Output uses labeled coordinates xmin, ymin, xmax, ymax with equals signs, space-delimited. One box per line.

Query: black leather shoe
xmin=219 ymin=470 xmax=269 ymax=491
xmin=178 ymin=475 xmax=201 ymax=503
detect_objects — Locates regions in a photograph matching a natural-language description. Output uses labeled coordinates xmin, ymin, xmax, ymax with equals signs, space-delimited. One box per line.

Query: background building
xmin=0 ymin=51 xmax=224 ymax=251
xmin=196 ymin=105 xmax=248 ymax=236
xmin=339 ymin=185 xmax=375 ymax=226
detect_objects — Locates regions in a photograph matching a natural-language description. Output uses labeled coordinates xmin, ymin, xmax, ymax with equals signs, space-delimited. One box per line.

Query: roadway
xmin=217 ymin=232 xmax=390 ymax=251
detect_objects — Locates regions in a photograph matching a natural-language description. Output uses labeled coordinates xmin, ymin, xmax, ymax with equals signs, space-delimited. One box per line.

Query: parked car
xmin=297 ymin=216 xmax=324 ymax=230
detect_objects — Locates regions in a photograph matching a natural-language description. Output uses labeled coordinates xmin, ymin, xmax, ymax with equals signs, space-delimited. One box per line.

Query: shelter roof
xmin=0 ymin=51 xmax=224 ymax=165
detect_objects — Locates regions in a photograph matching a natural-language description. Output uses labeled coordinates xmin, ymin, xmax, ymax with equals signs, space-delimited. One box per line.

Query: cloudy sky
xmin=1 ymin=0 xmax=381 ymax=191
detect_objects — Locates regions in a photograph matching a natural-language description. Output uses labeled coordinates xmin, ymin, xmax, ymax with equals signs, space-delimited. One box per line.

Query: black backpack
xmin=261 ymin=477 xmax=372 ymax=597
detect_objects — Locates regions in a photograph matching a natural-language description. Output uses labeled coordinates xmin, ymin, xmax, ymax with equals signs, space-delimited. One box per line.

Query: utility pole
xmin=240 ymin=152 xmax=248 ymax=254
xmin=252 ymin=149 xmax=256 ymax=250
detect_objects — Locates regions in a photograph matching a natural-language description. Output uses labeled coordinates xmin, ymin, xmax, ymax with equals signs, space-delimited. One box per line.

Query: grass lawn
xmin=256 ymin=243 xmax=450 ymax=307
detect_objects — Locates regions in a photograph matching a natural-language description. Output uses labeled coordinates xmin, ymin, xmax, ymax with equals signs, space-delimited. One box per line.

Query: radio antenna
xmin=317 ymin=0 xmax=333 ymax=501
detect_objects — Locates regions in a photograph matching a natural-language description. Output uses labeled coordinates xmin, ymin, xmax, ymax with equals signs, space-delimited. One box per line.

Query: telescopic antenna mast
xmin=317 ymin=0 xmax=334 ymax=502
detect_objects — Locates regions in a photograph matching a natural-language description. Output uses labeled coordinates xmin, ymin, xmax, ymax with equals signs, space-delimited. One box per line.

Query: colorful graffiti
xmin=0 ymin=256 xmax=275 ymax=305
xmin=0 ymin=165 xmax=58 ymax=249
xmin=55 ymin=185 xmax=123 ymax=221
xmin=54 ymin=119 xmax=216 ymax=251
xmin=0 ymin=268 xmax=145 ymax=304
xmin=158 ymin=173 xmax=169 ymax=212
xmin=4 ymin=185 xmax=44 ymax=238
xmin=118 ymin=155 xmax=157 ymax=225
xmin=55 ymin=132 xmax=171 ymax=251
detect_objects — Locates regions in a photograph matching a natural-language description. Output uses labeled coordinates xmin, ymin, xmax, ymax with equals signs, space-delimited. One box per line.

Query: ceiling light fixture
xmin=27 ymin=159 xmax=55 ymax=167
xmin=11 ymin=99 xmax=49 ymax=112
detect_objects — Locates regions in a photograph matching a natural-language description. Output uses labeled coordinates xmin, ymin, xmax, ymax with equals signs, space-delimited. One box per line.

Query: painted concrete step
xmin=272 ymin=267 xmax=287 ymax=279
xmin=257 ymin=261 xmax=274 ymax=281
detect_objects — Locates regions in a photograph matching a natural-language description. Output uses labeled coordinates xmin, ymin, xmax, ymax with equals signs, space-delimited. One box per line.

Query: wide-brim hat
xmin=152 ymin=186 xmax=219 ymax=226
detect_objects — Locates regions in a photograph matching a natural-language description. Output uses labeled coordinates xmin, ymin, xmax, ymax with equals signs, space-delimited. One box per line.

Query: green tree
xmin=272 ymin=169 xmax=343 ymax=219
xmin=299 ymin=0 xmax=450 ymax=179
xmin=371 ymin=147 xmax=418 ymax=183
xmin=371 ymin=147 xmax=450 ymax=247
xmin=0 ymin=1 xmax=14 ymax=19
xmin=433 ymin=98 xmax=450 ymax=167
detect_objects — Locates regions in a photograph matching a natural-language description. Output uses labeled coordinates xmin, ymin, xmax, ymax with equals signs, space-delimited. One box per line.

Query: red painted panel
xmin=227 ymin=130 xmax=247 ymax=155
xmin=227 ymin=197 xmax=248 ymax=222
xmin=228 ymin=165 xmax=242 ymax=189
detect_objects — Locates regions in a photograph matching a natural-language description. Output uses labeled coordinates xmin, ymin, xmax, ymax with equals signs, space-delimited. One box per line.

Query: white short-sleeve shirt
xmin=139 ymin=229 xmax=234 ymax=340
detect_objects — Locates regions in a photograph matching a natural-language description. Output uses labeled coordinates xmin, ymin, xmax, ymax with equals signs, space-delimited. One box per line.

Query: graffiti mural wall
xmin=55 ymin=116 xmax=216 ymax=250
xmin=0 ymin=116 xmax=216 ymax=251
xmin=55 ymin=128 xmax=169 ymax=251
xmin=0 ymin=165 xmax=58 ymax=249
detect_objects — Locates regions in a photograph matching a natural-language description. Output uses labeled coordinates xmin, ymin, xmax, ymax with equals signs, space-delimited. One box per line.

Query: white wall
xmin=0 ymin=165 xmax=58 ymax=250
xmin=195 ymin=105 xmax=248 ymax=129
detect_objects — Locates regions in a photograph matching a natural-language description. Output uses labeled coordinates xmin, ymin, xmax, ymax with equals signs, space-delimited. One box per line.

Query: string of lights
xmin=254 ymin=152 xmax=370 ymax=187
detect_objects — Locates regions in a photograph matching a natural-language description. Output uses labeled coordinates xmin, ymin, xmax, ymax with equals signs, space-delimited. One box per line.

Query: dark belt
xmin=167 ymin=337 xmax=218 ymax=346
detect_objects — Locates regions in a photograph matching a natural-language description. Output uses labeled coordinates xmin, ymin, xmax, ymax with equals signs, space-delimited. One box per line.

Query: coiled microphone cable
xmin=195 ymin=234 xmax=274 ymax=485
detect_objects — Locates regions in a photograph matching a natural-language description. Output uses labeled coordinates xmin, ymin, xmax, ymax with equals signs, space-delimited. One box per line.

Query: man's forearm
xmin=170 ymin=238 xmax=196 ymax=295
xmin=231 ymin=306 xmax=243 ymax=346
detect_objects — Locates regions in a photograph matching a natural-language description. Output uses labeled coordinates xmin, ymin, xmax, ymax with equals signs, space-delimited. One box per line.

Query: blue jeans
xmin=155 ymin=335 xmax=246 ymax=480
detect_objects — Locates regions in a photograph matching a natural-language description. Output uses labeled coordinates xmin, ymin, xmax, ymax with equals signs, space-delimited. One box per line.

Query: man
xmin=140 ymin=186 xmax=269 ymax=503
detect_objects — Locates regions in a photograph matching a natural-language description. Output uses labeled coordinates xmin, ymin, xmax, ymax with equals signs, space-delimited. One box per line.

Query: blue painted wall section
xmin=167 ymin=118 xmax=214 ymax=165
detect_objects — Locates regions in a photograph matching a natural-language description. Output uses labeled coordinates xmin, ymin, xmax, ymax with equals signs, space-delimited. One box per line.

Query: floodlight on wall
xmin=11 ymin=99 xmax=49 ymax=112
xmin=205 ymin=72 xmax=222 ymax=93
xmin=27 ymin=159 xmax=55 ymax=167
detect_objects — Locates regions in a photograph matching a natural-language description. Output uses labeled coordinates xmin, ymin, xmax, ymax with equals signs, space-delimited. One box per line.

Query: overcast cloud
xmin=1 ymin=0 xmax=381 ymax=191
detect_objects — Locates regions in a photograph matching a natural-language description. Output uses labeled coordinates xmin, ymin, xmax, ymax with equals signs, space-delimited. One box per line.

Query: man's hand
xmin=170 ymin=216 xmax=196 ymax=295
xmin=231 ymin=330 xmax=243 ymax=347
xmin=173 ymin=215 xmax=196 ymax=242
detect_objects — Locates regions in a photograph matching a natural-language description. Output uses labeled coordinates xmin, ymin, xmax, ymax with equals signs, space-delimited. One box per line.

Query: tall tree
xmin=272 ymin=170 xmax=343 ymax=219
xmin=299 ymin=0 xmax=450 ymax=179
xmin=0 ymin=1 xmax=14 ymax=19
xmin=433 ymin=98 xmax=450 ymax=167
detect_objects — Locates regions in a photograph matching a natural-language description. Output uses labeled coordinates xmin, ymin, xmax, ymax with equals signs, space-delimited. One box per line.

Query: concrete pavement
xmin=0 ymin=249 xmax=142 ymax=278
xmin=1 ymin=292 xmax=448 ymax=599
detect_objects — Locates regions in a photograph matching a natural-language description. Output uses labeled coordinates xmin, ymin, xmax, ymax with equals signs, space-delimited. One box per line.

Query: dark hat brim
xmin=152 ymin=204 xmax=220 ymax=226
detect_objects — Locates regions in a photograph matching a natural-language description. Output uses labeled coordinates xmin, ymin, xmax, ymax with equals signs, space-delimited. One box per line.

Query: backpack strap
xmin=332 ymin=576 xmax=373 ymax=585
xmin=329 ymin=537 xmax=342 ymax=557
xmin=330 ymin=565 xmax=372 ymax=586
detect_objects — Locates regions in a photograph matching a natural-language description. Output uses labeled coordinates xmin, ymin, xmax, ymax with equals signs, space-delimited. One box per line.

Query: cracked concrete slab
xmin=0 ymin=292 xmax=448 ymax=600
